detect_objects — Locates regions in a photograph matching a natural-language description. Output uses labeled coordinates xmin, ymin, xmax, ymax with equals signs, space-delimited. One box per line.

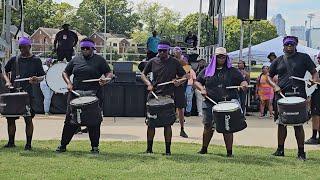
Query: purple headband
xmin=205 ymin=55 xmax=232 ymax=77
xmin=173 ymin=46 xmax=182 ymax=53
xmin=80 ymin=41 xmax=96 ymax=49
xmin=283 ymin=37 xmax=298 ymax=46
xmin=158 ymin=44 xmax=170 ymax=50
xmin=18 ymin=37 xmax=31 ymax=46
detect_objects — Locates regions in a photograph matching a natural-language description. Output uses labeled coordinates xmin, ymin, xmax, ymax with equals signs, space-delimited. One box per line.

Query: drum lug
xmin=76 ymin=109 xmax=82 ymax=124
xmin=225 ymin=115 xmax=231 ymax=131
xmin=25 ymin=105 xmax=31 ymax=116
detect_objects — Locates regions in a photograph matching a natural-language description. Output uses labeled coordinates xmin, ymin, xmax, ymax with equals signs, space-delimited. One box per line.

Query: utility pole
xmin=103 ymin=0 xmax=107 ymax=59
xmin=307 ymin=13 xmax=315 ymax=29
xmin=197 ymin=0 xmax=202 ymax=48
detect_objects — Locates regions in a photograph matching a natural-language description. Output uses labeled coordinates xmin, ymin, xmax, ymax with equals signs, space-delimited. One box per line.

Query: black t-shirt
xmin=55 ymin=30 xmax=78 ymax=51
xmin=269 ymin=52 xmax=316 ymax=98
xmin=143 ymin=57 xmax=186 ymax=96
xmin=5 ymin=55 xmax=46 ymax=96
xmin=65 ymin=54 xmax=111 ymax=91
xmin=197 ymin=67 xmax=244 ymax=102
xmin=185 ymin=35 xmax=198 ymax=47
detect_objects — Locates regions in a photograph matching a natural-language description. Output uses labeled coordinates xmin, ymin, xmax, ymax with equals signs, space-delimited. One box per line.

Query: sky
xmin=54 ymin=0 xmax=320 ymax=34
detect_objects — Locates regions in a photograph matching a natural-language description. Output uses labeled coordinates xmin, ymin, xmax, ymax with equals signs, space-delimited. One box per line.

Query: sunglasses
xmin=81 ymin=47 xmax=91 ymax=51
xmin=217 ymin=55 xmax=226 ymax=59
xmin=158 ymin=49 xmax=168 ymax=53
xmin=284 ymin=43 xmax=296 ymax=47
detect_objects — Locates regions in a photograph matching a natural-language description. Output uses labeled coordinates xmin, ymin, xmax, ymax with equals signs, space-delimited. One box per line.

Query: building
xmin=30 ymin=27 xmax=84 ymax=54
xmin=308 ymin=28 xmax=320 ymax=49
xmin=290 ymin=26 xmax=306 ymax=41
xmin=271 ymin=14 xmax=286 ymax=36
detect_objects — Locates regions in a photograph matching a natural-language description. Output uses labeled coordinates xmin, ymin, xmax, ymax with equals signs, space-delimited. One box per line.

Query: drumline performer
xmin=194 ymin=47 xmax=248 ymax=157
xmin=305 ymin=53 xmax=320 ymax=144
xmin=56 ymin=38 xmax=113 ymax=154
xmin=1 ymin=37 xmax=46 ymax=150
xmin=268 ymin=36 xmax=319 ymax=160
xmin=141 ymin=41 xmax=188 ymax=155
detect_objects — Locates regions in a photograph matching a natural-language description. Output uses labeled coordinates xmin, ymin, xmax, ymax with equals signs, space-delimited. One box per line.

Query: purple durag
xmin=80 ymin=41 xmax=96 ymax=49
xmin=204 ymin=55 xmax=232 ymax=77
xmin=18 ymin=37 xmax=31 ymax=46
xmin=158 ymin=44 xmax=170 ymax=50
xmin=283 ymin=37 xmax=297 ymax=46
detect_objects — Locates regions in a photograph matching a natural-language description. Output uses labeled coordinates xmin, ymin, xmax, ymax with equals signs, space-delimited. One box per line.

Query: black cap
xmin=267 ymin=52 xmax=276 ymax=59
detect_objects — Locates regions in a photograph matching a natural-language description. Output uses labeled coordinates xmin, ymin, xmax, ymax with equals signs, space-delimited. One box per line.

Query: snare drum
xmin=146 ymin=96 xmax=176 ymax=128
xmin=46 ymin=62 xmax=73 ymax=94
xmin=212 ymin=101 xmax=247 ymax=133
xmin=70 ymin=96 xmax=102 ymax=126
xmin=277 ymin=96 xmax=308 ymax=125
xmin=0 ymin=92 xmax=31 ymax=117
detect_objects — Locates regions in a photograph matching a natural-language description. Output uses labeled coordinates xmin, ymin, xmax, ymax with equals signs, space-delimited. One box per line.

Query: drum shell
xmin=146 ymin=101 xmax=176 ymax=128
xmin=0 ymin=92 xmax=30 ymax=116
xmin=278 ymin=100 xmax=308 ymax=125
xmin=70 ymin=97 xmax=102 ymax=126
xmin=213 ymin=107 xmax=247 ymax=134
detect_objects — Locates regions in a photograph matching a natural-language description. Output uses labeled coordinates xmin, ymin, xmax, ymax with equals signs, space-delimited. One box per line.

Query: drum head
xmin=70 ymin=96 xmax=98 ymax=106
xmin=147 ymin=96 xmax=174 ymax=106
xmin=278 ymin=96 xmax=305 ymax=104
xmin=213 ymin=102 xmax=239 ymax=112
xmin=45 ymin=63 xmax=73 ymax=94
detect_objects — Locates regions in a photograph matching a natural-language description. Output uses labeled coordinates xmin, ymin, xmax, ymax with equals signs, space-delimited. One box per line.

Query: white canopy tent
xmin=228 ymin=36 xmax=320 ymax=64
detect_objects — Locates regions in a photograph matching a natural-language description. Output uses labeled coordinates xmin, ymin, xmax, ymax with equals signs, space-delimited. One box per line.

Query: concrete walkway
xmin=0 ymin=113 xmax=319 ymax=150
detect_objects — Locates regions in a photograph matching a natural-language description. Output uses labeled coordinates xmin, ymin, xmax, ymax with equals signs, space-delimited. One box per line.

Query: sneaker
xmin=91 ymin=147 xmax=99 ymax=154
xmin=198 ymin=113 xmax=203 ymax=117
xmin=185 ymin=112 xmax=191 ymax=117
xmin=56 ymin=145 xmax=66 ymax=153
xmin=226 ymin=153 xmax=234 ymax=157
xmin=24 ymin=144 xmax=32 ymax=151
xmin=163 ymin=152 xmax=171 ymax=156
xmin=144 ymin=150 xmax=153 ymax=154
xmin=304 ymin=137 xmax=318 ymax=145
xmin=297 ymin=152 xmax=307 ymax=161
xmin=180 ymin=130 xmax=188 ymax=138
xmin=272 ymin=149 xmax=284 ymax=157
xmin=197 ymin=149 xmax=207 ymax=154
xmin=4 ymin=143 xmax=16 ymax=148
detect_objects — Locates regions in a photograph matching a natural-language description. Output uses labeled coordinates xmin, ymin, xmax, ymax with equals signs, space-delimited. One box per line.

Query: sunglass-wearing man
xmin=56 ymin=38 xmax=113 ymax=154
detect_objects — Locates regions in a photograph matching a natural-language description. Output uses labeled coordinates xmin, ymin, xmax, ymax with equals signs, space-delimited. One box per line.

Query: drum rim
xmin=277 ymin=97 xmax=306 ymax=105
xmin=0 ymin=92 xmax=29 ymax=96
xmin=212 ymin=102 xmax=240 ymax=112
xmin=70 ymin=96 xmax=99 ymax=106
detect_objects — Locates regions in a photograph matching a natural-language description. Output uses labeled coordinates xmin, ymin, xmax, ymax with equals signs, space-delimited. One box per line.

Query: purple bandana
xmin=204 ymin=55 xmax=232 ymax=77
xmin=18 ymin=37 xmax=31 ymax=46
xmin=283 ymin=36 xmax=298 ymax=46
xmin=158 ymin=44 xmax=170 ymax=50
xmin=80 ymin=41 xmax=96 ymax=49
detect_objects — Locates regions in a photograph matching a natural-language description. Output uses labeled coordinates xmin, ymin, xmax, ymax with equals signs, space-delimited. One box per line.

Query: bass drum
xmin=46 ymin=62 xmax=73 ymax=94
xmin=305 ymin=65 xmax=320 ymax=96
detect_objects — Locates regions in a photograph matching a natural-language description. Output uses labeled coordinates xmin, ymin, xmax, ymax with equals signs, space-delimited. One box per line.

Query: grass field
xmin=0 ymin=141 xmax=319 ymax=179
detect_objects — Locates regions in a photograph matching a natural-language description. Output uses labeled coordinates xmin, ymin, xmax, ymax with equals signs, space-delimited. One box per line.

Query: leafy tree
xmin=131 ymin=30 xmax=149 ymax=45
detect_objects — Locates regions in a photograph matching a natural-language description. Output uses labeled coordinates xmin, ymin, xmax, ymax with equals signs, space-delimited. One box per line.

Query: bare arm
xmin=141 ymin=72 xmax=153 ymax=91
xmin=62 ymin=71 xmax=73 ymax=91
xmin=267 ymin=76 xmax=280 ymax=92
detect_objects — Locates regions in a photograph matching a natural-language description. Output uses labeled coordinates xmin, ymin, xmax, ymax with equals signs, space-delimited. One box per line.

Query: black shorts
xmin=57 ymin=50 xmax=74 ymax=62
xmin=174 ymin=84 xmax=187 ymax=109
xmin=311 ymin=89 xmax=320 ymax=116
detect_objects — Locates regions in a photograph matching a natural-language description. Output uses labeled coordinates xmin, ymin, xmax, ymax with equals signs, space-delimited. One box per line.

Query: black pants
xmin=57 ymin=49 xmax=73 ymax=62
xmin=60 ymin=122 xmax=101 ymax=147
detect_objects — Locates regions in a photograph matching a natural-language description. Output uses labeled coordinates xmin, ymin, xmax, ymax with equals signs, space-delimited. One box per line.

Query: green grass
xmin=0 ymin=141 xmax=319 ymax=179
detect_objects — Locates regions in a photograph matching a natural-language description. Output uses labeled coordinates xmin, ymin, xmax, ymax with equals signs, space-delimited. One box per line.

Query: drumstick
xmin=157 ymin=78 xmax=187 ymax=86
xmin=226 ymin=85 xmax=254 ymax=89
xmin=279 ymin=92 xmax=286 ymax=99
xmin=14 ymin=76 xmax=45 ymax=82
xmin=71 ymin=90 xmax=81 ymax=97
xmin=151 ymin=91 xmax=159 ymax=100
xmin=290 ymin=76 xmax=320 ymax=86
xmin=196 ymin=89 xmax=218 ymax=105
xmin=82 ymin=78 xmax=112 ymax=83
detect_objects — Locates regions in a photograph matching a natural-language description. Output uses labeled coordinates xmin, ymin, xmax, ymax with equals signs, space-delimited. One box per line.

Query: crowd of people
xmin=1 ymin=26 xmax=320 ymax=161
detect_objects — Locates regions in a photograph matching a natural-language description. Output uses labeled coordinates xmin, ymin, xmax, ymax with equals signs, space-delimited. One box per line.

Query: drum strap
xmin=278 ymin=55 xmax=294 ymax=90
xmin=14 ymin=55 xmax=21 ymax=89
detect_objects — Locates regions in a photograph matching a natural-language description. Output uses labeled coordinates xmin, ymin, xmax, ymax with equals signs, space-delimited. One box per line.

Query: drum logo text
xmin=225 ymin=115 xmax=231 ymax=131
xmin=283 ymin=112 xmax=299 ymax=115
xmin=147 ymin=112 xmax=157 ymax=119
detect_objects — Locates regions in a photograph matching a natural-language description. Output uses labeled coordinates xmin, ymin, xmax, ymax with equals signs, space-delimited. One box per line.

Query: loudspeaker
xmin=114 ymin=72 xmax=136 ymax=83
xmin=254 ymin=0 xmax=268 ymax=20
xmin=103 ymin=85 xmax=125 ymax=116
xmin=113 ymin=62 xmax=133 ymax=72
xmin=124 ymin=85 xmax=146 ymax=117
xmin=237 ymin=0 xmax=250 ymax=20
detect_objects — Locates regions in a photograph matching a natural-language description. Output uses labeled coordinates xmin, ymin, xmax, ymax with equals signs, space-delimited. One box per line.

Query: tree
xmin=131 ymin=30 xmax=149 ymax=45
xmin=179 ymin=13 xmax=216 ymax=46
xmin=73 ymin=0 xmax=140 ymax=36
xmin=224 ymin=16 xmax=278 ymax=52
xmin=137 ymin=0 xmax=161 ymax=32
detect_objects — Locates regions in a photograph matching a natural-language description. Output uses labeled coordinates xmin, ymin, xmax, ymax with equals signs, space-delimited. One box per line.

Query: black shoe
xmin=272 ymin=149 xmax=284 ymax=157
xmin=185 ymin=112 xmax=191 ymax=117
xmin=91 ymin=147 xmax=99 ymax=154
xmin=144 ymin=149 xmax=153 ymax=154
xmin=81 ymin=127 xmax=88 ymax=133
xmin=163 ymin=152 xmax=171 ymax=156
xmin=180 ymin=130 xmax=188 ymax=138
xmin=24 ymin=144 xmax=32 ymax=151
xmin=56 ymin=145 xmax=66 ymax=153
xmin=226 ymin=154 xmax=234 ymax=157
xmin=297 ymin=152 xmax=306 ymax=161
xmin=4 ymin=143 xmax=16 ymax=148
xmin=197 ymin=149 xmax=207 ymax=154
xmin=305 ymin=137 xmax=318 ymax=145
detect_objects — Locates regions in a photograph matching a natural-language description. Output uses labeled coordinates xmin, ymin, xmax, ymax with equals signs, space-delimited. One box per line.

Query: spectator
xmin=267 ymin=52 xmax=277 ymax=63
xmin=184 ymin=31 xmax=198 ymax=48
xmin=146 ymin=30 xmax=160 ymax=60
xmin=237 ymin=60 xmax=250 ymax=114
xmin=40 ymin=58 xmax=54 ymax=115
xmin=256 ymin=64 xmax=274 ymax=118
xmin=194 ymin=59 xmax=206 ymax=116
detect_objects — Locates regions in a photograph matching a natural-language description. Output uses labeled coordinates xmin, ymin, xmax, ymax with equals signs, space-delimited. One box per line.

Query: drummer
xmin=305 ymin=52 xmax=320 ymax=144
xmin=1 ymin=37 xmax=46 ymax=150
xmin=194 ymin=47 xmax=248 ymax=157
xmin=268 ymin=36 xmax=319 ymax=160
xmin=141 ymin=41 xmax=188 ymax=155
xmin=56 ymin=38 xmax=113 ymax=154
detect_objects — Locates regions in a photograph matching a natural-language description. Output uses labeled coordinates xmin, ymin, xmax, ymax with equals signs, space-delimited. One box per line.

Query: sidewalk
xmin=0 ymin=113 xmax=319 ymax=150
